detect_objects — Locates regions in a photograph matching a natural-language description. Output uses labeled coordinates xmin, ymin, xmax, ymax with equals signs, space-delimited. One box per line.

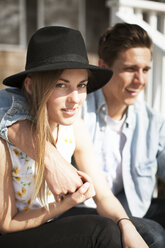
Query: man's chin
xmin=125 ymin=99 xmax=137 ymax=106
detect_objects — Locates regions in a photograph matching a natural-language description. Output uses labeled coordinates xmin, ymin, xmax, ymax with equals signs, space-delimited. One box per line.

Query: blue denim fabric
xmin=82 ymin=89 xmax=165 ymax=217
xmin=0 ymin=88 xmax=31 ymax=142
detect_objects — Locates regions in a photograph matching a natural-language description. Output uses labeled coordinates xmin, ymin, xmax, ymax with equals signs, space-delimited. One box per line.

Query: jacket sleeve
xmin=156 ymin=117 xmax=165 ymax=182
xmin=0 ymin=87 xmax=31 ymax=142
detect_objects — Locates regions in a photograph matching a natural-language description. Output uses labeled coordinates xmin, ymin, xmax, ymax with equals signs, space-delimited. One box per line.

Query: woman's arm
xmin=8 ymin=120 xmax=83 ymax=197
xmin=0 ymin=137 xmax=94 ymax=233
xmin=73 ymin=118 xmax=148 ymax=248
xmin=73 ymin=118 xmax=128 ymax=221
xmin=0 ymin=88 xmax=82 ymax=196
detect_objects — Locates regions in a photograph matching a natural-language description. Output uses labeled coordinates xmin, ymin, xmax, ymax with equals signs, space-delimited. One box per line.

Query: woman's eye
xmin=78 ymin=83 xmax=87 ymax=88
xmin=55 ymin=83 xmax=66 ymax=88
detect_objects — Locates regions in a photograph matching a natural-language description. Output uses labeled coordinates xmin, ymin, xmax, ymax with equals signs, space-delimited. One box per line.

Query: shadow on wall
xmin=0 ymin=50 xmax=26 ymax=89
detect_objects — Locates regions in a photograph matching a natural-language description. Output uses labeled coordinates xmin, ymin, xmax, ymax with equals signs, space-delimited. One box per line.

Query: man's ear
xmin=98 ymin=58 xmax=109 ymax=68
xmin=24 ymin=76 xmax=32 ymax=94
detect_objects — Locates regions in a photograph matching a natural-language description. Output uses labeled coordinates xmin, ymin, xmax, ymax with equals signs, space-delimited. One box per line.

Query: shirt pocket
xmin=134 ymin=159 xmax=157 ymax=177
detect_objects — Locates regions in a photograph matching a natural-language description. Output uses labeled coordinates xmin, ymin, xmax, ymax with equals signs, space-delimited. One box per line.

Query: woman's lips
xmin=61 ymin=107 xmax=78 ymax=116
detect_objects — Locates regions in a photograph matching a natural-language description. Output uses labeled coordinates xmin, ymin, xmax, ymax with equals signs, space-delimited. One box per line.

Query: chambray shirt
xmin=1 ymin=87 xmax=165 ymax=217
xmin=82 ymin=89 xmax=165 ymax=217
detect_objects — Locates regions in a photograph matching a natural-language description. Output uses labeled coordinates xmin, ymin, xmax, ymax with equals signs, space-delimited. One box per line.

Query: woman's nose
xmin=67 ymin=90 xmax=80 ymax=103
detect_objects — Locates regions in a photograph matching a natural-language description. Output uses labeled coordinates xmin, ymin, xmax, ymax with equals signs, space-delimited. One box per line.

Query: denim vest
xmin=82 ymin=89 xmax=165 ymax=217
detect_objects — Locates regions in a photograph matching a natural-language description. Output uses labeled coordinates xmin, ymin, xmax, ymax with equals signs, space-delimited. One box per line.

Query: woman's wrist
xmin=116 ymin=217 xmax=136 ymax=231
xmin=117 ymin=217 xmax=137 ymax=236
xmin=117 ymin=217 xmax=132 ymax=226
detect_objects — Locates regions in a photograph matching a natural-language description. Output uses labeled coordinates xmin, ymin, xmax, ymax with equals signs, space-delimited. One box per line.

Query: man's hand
xmin=8 ymin=120 xmax=83 ymax=199
xmin=45 ymin=142 xmax=83 ymax=198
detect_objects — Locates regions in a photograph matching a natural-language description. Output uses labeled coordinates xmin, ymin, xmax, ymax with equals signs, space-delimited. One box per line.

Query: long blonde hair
xmin=24 ymin=70 xmax=62 ymax=207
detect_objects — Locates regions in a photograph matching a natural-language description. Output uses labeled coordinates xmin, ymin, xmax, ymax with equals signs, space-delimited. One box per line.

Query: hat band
xmin=26 ymin=54 xmax=89 ymax=70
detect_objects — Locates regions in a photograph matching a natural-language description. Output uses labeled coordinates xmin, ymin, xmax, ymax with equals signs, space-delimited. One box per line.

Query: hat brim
xmin=3 ymin=62 xmax=113 ymax=94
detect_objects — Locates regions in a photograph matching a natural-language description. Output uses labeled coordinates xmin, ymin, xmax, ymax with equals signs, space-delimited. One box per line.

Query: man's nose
xmin=134 ymin=70 xmax=145 ymax=85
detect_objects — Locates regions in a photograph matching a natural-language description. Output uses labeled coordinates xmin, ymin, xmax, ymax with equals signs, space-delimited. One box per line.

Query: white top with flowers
xmin=7 ymin=125 xmax=75 ymax=212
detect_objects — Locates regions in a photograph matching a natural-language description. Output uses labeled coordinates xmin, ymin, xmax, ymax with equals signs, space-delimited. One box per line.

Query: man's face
xmin=103 ymin=47 xmax=151 ymax=108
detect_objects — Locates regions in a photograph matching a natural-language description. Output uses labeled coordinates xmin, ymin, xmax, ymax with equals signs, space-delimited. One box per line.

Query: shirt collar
xmin=95 ymin=89 xmax=136 ymax=128
xmin=95 ymin=89 xmax=107 ymax=113
xmin=125 ymin=104 xmax=136 ymax=128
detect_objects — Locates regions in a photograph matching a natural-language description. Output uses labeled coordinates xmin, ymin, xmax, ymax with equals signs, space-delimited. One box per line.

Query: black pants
xmin=59 ymin=206 xmax=165 ymax=248
xmin=1 ymin=199 xmax=165 ymax=248
xmin=144 ymin=197 xmax=165 ymax=228
xmin=0 ymin=215 xmax=122 ymax=248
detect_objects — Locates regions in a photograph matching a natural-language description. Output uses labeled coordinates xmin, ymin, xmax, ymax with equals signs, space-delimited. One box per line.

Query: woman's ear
xmin=24 ymin=76 xmax=32 ymax=94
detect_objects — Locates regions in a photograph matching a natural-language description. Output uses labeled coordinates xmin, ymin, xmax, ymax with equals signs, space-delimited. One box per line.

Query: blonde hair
xmin=24 ymin=70 xmax=62 ymax=207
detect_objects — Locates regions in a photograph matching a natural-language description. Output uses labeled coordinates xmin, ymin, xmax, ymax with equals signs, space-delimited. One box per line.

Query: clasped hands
xmin=44 ymin=150 xmax=95 ymax=204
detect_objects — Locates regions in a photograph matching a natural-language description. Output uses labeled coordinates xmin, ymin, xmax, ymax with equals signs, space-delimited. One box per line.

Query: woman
xmin=0 ymin=26 xmax=150 ymax=248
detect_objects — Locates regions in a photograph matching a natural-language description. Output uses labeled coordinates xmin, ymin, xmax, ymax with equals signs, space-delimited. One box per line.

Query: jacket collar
xmin=95 ymin=89 xmax=107 ymax=113
xmin=95 ymin=89 xmax=136 ymax=128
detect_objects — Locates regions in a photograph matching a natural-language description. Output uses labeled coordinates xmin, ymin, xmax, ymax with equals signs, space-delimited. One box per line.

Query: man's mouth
xmin=126 ymin=88 xmax=140 ymax=96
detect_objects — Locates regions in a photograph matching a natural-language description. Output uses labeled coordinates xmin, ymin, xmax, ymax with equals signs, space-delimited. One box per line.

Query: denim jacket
xmin=1 ymin=87 xmax=165 ymax=217
xmin=82 ymin=89 xmax=165 ymax=217
xmin=0 ymin=87 xmax=31 ymax=143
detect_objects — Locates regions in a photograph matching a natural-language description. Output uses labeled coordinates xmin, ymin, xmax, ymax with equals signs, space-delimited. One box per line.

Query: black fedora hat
xmin=3 ymin=26 xmax=113 ymax=93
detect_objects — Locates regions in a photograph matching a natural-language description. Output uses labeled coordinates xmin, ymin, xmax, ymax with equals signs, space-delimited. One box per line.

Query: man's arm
xmin=0 ymin=88 xmax=82 ymax=196
xmin=8 ymin=120 xmax=83 ymax=196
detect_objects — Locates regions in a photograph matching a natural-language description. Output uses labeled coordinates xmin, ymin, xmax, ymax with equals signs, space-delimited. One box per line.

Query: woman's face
xmin=47 ymin=69 xmax=88 ymax=129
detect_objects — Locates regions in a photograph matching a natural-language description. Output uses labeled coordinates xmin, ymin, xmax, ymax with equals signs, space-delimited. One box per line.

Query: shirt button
xmin=101 ymin=127 xmax=105 ymax=131
xmin=102 ymin=106 xmax=106 ymax=111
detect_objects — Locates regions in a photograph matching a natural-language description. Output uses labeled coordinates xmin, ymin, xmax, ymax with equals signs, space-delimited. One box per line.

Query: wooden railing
xmin=106 ymin=0 xmax=165 ymax=116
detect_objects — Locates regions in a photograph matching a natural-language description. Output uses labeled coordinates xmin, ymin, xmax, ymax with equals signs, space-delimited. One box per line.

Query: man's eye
xmin=125 ymin=67 xmax=135 ymax=72
xmin=143 ymin=68 xmax=150 ymax=73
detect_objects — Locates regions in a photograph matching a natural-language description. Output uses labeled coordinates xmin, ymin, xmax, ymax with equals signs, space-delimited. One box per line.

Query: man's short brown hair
xmin=98 ymin=22 xmax=152 ymax=67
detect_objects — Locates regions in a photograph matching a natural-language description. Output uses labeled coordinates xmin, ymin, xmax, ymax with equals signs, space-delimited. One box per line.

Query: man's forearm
xmin=8 ymin=120 xmax=83 ymax=195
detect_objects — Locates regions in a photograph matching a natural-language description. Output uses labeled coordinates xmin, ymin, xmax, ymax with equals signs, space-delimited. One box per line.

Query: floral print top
xmin=7 ymin=125 xmax=75 ymax=212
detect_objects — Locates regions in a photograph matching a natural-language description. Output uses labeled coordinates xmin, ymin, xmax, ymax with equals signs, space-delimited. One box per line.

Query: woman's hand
xmin=63 ymin=171 xmax=95 ymax=206
xmin=119 ymin=219 xmax=149 ymax=248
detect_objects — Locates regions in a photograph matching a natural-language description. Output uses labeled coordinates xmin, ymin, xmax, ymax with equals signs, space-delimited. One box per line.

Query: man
xmin=82 ymin=22 xmax=165 ymax=228
xmin=0 ymin=22 xmax=165 ymax=246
